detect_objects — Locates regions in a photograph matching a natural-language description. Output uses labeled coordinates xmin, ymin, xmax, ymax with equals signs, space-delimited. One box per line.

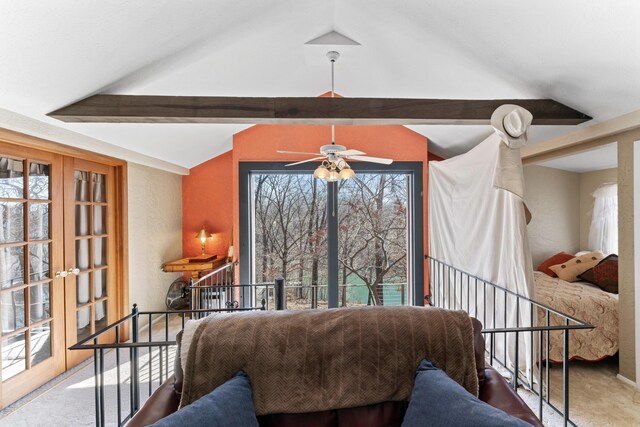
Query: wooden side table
xmin=161 ymin=255 xmax=224 ymax=281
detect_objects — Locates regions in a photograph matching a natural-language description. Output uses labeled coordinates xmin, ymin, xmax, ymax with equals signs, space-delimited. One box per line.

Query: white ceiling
xmin=1 ymin=1 xmax=639 ymax=171
xmin=538 ymin=143 xmax=618 ymax=173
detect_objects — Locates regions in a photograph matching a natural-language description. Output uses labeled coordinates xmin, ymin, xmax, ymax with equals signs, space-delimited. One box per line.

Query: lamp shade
xmin=326 ymin=170 xmax=340 ymax=182
xmin=338 ymin=166 xmax=355 ymax=180
xmin=195 ymin=226 xmax=208 ymax=241
xmin=314 ymin=165 xmax=329 ymax=179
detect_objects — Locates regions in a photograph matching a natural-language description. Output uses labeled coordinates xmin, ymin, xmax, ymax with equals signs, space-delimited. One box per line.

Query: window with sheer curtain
xmin=588 ymin=183 xmax=618 ymax=255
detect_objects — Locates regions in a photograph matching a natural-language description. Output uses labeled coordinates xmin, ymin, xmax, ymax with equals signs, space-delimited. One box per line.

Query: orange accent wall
xmin=183 ymin=124 xmax=434 ymax=298
xmin=182 ymin=150 xmax=233 ymax=258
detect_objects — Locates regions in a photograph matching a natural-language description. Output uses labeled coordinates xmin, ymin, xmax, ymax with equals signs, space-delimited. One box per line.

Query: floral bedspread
xmin=533 ymin=271 xmax=618 ymax=362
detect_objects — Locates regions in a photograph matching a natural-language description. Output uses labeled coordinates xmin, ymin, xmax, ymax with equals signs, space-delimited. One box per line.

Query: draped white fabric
xmin=429 ymin=133 xmax=534 ymax=379
xmin=588 ymin=183 xmax=618 ymax=255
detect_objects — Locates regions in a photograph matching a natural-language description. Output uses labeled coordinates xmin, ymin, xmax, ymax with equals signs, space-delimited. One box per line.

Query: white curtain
xmin=588 ymin=183 xmax=618 ymax=255
xmin=429 ymin=133 xmax=534 ymax=381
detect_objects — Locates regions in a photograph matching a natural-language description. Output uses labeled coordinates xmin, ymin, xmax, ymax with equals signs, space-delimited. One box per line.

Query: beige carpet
xmin=518 ymin=356 xmax=640 ymax=427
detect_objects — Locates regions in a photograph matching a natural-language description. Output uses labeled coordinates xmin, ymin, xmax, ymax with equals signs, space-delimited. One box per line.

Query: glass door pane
xmin=0 ymin=155 xmax=57 ymax=387
xmin=251 ymin=174 xmax=328 ymax=309
xmin=72 ymin=169 xmax=109 ymax=342
xmin=337 ymin=173 xmax=410 ymax=307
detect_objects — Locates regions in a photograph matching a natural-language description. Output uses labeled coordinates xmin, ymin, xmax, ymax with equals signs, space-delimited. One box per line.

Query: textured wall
xmin=523 ymin=165 xmax=581 ymax=267
xmin=579 ymin=168 xmax=618 ymax=251
xmin=618 ymin=141 xmax=636 ymax=382
xmin=128 ymin=163 xmax=183 ymax=313
xmin=182 ymin=151 xmax=233 ymax=258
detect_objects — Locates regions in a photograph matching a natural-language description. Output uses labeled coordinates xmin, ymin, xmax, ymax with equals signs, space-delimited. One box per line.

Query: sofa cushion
xmin=150 ymin=371 xmax=258 ymax=427
xmin=401 ymin=360 xmax=529 ymax=427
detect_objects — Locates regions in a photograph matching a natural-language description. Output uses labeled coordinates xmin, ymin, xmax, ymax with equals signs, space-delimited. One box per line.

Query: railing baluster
xmin=513 ymin=297 xmax=520 ymax=390
xmin=132 ymin=305 xmax=140 ymax=412
xmin=115 ymin=326 xmax=122 ymax=426
xmin=148 ymin=313 xmax=152 ymax=396
xmin=563 ymin=318 xmax=570 ymax=427
xmin=546 ymin=310 xmax=550 ymax=405
xmin=539 ymin=327 xmax=544 ymax=422
xmin=99 ymin=348 xmax=105 ymax=427
xmin=93 ymin=340 xmax=101 ymax=427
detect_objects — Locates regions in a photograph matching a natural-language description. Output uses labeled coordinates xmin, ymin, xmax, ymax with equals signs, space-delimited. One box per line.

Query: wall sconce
xmin=195 ymin=226 xmax=211 ymax=255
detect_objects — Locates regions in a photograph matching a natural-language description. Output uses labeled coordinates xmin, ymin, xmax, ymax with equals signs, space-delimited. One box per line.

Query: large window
xmin=240 ymin=162 xmax=423 ymax=308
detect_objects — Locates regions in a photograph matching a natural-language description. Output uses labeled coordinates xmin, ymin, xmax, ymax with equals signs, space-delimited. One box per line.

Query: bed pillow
xmin=549 ymin=251 xmax=604 ymax=282
xmin=537 ymin=252 xmax=575 ymax=277
xmin=401 ymin=359 xmax=529 ymax=427
xmin=151 ymin=371 xmax=258 ymax=427
xmin=578 ymin=254 xmax=619 ymax=293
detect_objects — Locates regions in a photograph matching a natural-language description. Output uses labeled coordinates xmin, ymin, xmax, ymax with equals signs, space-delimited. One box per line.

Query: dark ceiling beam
xmin=48 ymin=95 xmax=591 ymax=125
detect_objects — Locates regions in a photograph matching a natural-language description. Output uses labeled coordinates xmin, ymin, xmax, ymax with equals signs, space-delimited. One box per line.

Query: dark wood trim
xmin=48 ymin=95 xmax=591 ymax=125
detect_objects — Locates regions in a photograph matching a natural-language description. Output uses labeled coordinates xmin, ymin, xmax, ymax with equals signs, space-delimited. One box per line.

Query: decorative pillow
xmin=549 ymin=251 xmax=604 ymax=282
xmin=402 ymin=359 xmax=529 ymax=427
xmin=537 ymin=252 xmax=575 ymax=277
xmin=578 ymin=254 xmax=619 ymax=293
xmin=151 ymin=371 xmax=258 ymax=427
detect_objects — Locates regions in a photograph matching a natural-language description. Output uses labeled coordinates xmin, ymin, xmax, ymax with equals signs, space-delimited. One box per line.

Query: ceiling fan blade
xmin=285 ymin=157 xmax=326 ymax=166
xmin=277 ymin=150 xmax=322 ymax=156
xmin=346 ymin=155 xmax=394 ymax=165
xmin=335 ymin=149 xmax=366 ymax=156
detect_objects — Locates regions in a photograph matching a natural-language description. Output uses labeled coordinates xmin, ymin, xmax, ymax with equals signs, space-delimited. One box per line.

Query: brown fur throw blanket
xmin=180 ymin=306 xmax=478 ymax=415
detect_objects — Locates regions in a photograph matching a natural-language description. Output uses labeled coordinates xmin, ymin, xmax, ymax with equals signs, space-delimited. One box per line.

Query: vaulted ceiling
xmin=1 ymin=1 xmax=638 ymax=171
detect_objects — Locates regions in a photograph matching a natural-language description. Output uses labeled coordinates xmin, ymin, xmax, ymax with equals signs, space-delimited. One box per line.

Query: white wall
xmin=523 ymin=165 xmax=581 ymax=267
xmin=127 ymin=163 xmax=182 ymax=312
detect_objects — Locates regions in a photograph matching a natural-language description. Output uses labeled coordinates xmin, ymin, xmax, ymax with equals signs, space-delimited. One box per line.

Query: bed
xmin=533 ymin=271 xmax=618 ymax=362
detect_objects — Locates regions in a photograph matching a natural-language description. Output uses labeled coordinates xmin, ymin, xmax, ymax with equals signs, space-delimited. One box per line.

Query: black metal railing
xmin=69 ymin=292 xmax=278 ymax=426
xmin=189 ymin=263 xmax=408 ymax=311
xmin=427 ymin=256 xmax=593 ymax=427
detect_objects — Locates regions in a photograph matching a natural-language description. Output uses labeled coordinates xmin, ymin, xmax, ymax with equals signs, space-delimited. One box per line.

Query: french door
xmin=0 ymin=143 xmax=65 ymax=407
xmin=0 ymin=143 xmax=117 ymax=406
xmin=63 ymin=158 xmax=117 ymax=367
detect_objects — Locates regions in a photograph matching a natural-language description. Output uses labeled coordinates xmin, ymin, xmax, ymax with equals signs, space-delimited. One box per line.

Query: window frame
xmin=239 ymin=161 xmax=424 ymax=307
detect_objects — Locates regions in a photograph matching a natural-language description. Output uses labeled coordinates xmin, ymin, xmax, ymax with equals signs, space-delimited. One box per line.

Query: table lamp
xmin=195 ymin=226 xmax=210 ymax=255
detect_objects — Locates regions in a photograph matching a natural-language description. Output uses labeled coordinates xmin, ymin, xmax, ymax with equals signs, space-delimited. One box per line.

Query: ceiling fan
xmin=278 ymin=51 xmax=393 ymax=181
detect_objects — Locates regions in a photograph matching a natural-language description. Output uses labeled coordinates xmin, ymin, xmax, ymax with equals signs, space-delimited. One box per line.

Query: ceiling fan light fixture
xmin=313 ymin=164 xmax=330 ymax=179
xmin=326 ymin=169 xmax=340 ymax=182
xmin=338 ymin=166 xmax=355 ymax=180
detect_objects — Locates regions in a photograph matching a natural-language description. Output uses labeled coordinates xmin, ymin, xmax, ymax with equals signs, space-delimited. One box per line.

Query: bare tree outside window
xmin=251 ymin=172 xmax=409 ymax=309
